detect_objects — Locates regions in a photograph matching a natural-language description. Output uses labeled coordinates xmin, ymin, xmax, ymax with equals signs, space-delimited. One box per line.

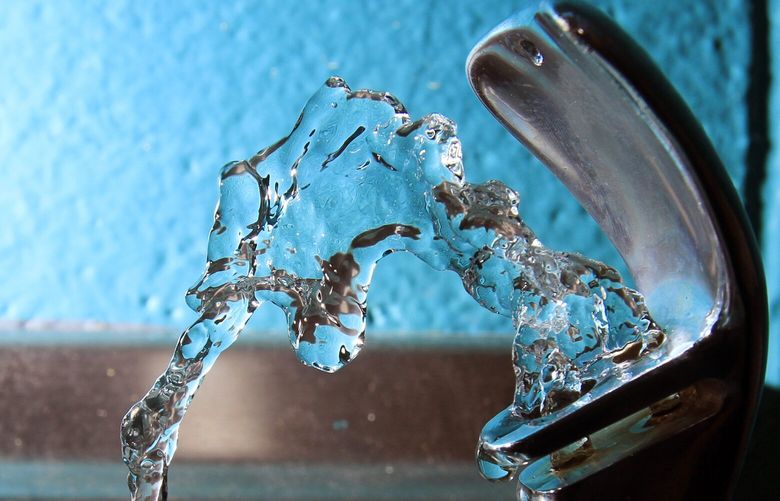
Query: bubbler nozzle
xmin=467 ymin=2 xmax=767 ymax=499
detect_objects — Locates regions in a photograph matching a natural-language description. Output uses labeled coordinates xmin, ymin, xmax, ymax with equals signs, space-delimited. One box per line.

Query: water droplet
xmin=518 ymin=39 xmax=544 ymax=66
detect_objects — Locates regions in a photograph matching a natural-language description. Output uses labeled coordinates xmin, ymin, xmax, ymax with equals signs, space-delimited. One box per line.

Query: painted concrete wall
xmin=766 ymin=0 xmax=780 ymax=386
xmin=2 ymin=1 xmax=773 ymax=378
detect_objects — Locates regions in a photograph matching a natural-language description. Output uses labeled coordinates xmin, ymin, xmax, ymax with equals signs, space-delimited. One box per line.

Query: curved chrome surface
xmin=467 ymin=1 xmax=728 ymax=344
xmin=467 ymin=1 xmax=766 ymax=499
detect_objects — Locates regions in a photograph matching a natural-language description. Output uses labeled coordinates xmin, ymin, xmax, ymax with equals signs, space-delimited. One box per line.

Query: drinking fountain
xmin=467 ymin=1 xmax=767 ymax=498
xmin=117 ymin=2 xmax=767 ymax=500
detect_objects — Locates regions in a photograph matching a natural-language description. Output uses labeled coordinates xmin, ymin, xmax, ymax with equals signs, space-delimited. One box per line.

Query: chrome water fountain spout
xmin=467 ymin=1 xmax=767 ymax=499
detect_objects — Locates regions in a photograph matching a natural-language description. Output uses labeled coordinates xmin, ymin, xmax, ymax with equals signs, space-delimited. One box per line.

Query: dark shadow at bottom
xmin=736 ymin=386 xmax=780 ymax=500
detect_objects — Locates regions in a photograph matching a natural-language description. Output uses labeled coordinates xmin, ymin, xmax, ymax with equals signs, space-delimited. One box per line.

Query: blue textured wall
xmin=2 ymin=1 xmax=772 ymax=376
xmin=766 ymin=0 xmax=780 ymax=386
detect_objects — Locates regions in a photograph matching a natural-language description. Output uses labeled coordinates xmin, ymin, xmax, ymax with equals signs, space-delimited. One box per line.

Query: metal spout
xmin=467 ymin=2 xmax=767 ymax=498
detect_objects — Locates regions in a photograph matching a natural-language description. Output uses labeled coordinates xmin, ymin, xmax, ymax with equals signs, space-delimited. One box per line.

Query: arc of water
xmin=120 ymin=78 xmax=663 ymax=500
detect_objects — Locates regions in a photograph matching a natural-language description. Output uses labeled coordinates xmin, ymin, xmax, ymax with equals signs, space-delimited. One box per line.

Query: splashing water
xmin=120 ymin=78 xmax=664 ymax=499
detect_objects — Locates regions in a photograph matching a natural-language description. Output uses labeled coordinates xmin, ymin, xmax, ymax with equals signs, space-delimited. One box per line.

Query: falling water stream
xmin=120 ymin=78 xmax=664 ymax=500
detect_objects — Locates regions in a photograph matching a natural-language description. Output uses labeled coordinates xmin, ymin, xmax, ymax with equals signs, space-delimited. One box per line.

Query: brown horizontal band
xmin=0 ymin=344 xmax=514 ymax=463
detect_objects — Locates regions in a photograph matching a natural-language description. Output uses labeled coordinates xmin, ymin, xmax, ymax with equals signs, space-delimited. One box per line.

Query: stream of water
xmin=120 ymin=78 xmax=663 ymax=500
